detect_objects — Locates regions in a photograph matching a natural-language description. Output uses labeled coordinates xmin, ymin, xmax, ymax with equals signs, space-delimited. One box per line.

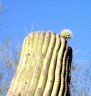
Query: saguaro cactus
xmin=7 ymin=29 xmax=72 ymax=96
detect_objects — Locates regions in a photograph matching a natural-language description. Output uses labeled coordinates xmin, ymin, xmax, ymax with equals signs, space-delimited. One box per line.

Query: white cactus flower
xmin=61 ymin=29 xmax=72 ymax=39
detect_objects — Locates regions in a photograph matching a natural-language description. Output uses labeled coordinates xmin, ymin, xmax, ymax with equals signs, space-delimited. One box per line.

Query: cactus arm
xmin=27 ymin=32 xmax=45 ymax=96
xmin=43 ymin=35 xmax=60 ymax=96
xmin=58 ymin=44 xmax=68 ymax=96
xmin=51 ymin=37 xmax=66 ymax=96
xmin=34 ymin=33 xmax=56 ymax=96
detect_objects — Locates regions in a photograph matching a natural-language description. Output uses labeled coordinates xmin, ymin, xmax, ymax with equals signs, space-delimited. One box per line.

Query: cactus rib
xmin=43 ymin=35 xmax=60 ymax=96
xmin=15 ymin=33 xmax=34 ymax=95
xmin=67 ymin=47 xmax=72 ymax=95
xmin=58 ymin=44 xmax=68 ymax=96
xmin=20 ymin=32 xmax=39 ymax=96
xmin=27 ymin=32 xmax=45 ymax=96
xmin=64 ymin=56 xmax=69 ymax=96
xmin=7 ymin=36 xmax=30 ymax=96
xmin=51 ymin=37 xmax=66 ymax=96
xmin=34 ymin=33 xmax=56 ymax=96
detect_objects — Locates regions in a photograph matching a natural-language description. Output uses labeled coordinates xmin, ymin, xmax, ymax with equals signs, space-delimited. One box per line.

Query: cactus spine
xmin=7 ymin=29 xmax=72 ymax=96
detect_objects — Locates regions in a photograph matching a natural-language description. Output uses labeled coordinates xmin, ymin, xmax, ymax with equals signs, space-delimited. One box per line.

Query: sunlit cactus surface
xmin=7 ymin=30 xmax=72 ymax=96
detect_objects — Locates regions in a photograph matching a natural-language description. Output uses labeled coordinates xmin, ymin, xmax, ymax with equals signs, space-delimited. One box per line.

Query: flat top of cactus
xmin=61 ymin=29 xmax=72 ymax=39
xmin=29 ymin=30 xmax=72 ymax=40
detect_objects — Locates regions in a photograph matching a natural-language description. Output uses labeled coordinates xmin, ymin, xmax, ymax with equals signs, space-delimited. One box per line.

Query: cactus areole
xmin=7 ymin=29 xmax=73 ymax=96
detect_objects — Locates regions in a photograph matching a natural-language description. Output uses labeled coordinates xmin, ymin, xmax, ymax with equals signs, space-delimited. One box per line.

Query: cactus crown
xmin=61 ymin=29 xmax=72 ymax=39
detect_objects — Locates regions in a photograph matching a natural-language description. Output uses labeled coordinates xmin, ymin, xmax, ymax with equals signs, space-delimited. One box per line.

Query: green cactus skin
xmin=7 ymin=36 xmax=30 ymax=96
xmin=20 ymin=32 xmax=41 ymax=96
xmin=51 ymin=37 xmax=66 ymax=96
xmin=14 ymin=33 xmax=34 ymax=95
xmin=67 ymin=47 xmax=72 ymax=96
xmin=7 ymin=30 xmax=72 ymax=96
xmin=64 ymin=56 xmax=69 ymax=96
xmin=34 ymin=33 xmax=56 ymax=96
xmin=26 ymin=32 xmax=45 ymax=96
xmin=43 ymin=35 xmax=60 ymax=96
xmin=27 ymin=32 xmax=52 ymax=96
xmin=58 ymin=44 xmax=68 ymax=96
xmin=13 ymin=35 xmax=31 ymax=95
xmin=20 ymin=32 xmax=51 ymax=96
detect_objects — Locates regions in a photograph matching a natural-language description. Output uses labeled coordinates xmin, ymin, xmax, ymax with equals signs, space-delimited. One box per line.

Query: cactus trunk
xmin=7 ymin=30 xmax=72 ymax=96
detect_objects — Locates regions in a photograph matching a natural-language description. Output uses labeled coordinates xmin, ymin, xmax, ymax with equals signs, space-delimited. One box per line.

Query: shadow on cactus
xmin=7 ymin=29 xmax=73 ymax=96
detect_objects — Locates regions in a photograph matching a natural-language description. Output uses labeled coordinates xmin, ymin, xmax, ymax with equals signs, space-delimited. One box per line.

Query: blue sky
xmin=1 ymin=0 xmax=91 ymax=62
xmin=0 ymin=0 xmax=91 ymax=95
